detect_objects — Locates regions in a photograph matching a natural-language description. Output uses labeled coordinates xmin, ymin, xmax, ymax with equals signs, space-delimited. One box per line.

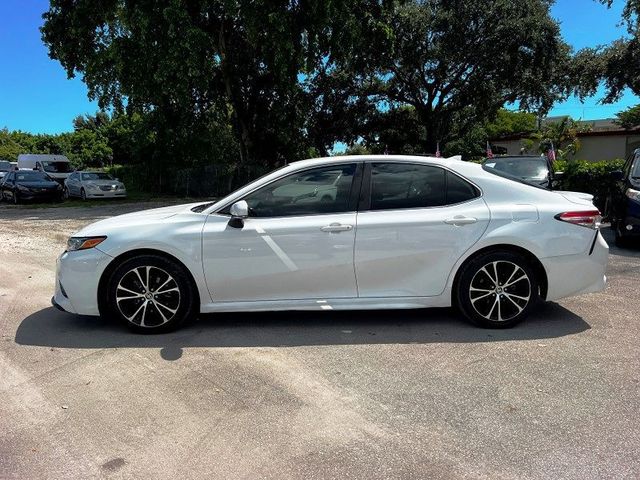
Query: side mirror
xmin=610 ymin=170 xmax=624 ymax=181
xmin=228 ymin=200 xmax=249 ymax=228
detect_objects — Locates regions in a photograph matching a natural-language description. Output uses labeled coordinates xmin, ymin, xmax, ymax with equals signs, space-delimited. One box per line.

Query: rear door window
xmin=368 ymin=163 xmax=479 ymax=211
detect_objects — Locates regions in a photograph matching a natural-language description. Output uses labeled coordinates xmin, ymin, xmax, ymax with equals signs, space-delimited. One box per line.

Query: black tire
xmin=80 ymin=188 xmax=87 ymax=201
xmin=456 ymin=251 xmax=540 ymax=328
xmin=104 ymin=254 xmax=198 ymax=333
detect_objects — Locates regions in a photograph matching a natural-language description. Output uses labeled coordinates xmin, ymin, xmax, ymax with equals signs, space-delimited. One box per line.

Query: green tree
xmin=333 ymin=0 xmax=572 ymax=153
xmin=535 ymin=117 xmax=591 ymax=160
xmin=574 ymin=1 xmax=640 ymax=102
xmin=615 ymin=104 xmax=640 ymax=128
xmin=41 ymin=0 xmax=386 ymax=179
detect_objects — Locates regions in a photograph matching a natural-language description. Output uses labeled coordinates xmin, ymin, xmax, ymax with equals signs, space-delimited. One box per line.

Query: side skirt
xmin=200 ymin=292 xmax=452 ymax=313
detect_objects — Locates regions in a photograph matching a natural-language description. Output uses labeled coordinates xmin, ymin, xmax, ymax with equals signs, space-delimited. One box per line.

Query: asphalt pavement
xmin=1 ymin=202 xmax=638 ymax=479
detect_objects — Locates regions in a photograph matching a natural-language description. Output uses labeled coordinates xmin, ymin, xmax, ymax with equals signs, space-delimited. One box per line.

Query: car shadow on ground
xmin=15 ymin=302 xmax=589 ymax=361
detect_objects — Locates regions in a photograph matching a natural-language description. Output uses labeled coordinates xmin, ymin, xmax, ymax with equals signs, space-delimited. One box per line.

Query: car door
xmin=354 ymin=161 xmax=490 ymax=297
xmin=201 ymin=163 xmax=362 ymax=302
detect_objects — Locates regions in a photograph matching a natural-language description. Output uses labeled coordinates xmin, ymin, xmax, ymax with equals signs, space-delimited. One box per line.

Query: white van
xmin=17 ymin=154 xmax=73 ymax=183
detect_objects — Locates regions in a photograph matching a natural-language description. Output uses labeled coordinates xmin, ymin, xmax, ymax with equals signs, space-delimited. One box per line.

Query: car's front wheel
xmin=105 ymin=254 xmax=198 ymax=333
xmin=63 ymin=186 xmax=70 ymax=199
xmin=80 ymin=188 xmax=87 ymax=201
xmin=456 ymin=251 xmax=540 ymax=328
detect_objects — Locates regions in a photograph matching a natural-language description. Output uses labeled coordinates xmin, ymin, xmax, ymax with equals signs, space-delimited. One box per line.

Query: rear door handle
xmin=320 ymin=223 xmax=353 ymax=233
xmin=444 ymin=216 xmax=477 ymax=226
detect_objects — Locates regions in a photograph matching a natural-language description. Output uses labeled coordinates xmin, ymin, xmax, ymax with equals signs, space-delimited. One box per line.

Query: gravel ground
xmin=0 ymin=201 xmax=639 ymax=479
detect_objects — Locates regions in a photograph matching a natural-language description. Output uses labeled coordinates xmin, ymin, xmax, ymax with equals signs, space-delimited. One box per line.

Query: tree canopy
xmin=36 ymin=0 xmax=591 ymax=191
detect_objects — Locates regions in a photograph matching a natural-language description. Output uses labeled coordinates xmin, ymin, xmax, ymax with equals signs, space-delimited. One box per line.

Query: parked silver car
xmin=64 ymin=171 xmax=127 ymax=200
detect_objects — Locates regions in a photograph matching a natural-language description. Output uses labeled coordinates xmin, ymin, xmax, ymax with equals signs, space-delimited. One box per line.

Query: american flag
xmin=547 ymin=141 xmax=556 ymax=162
xmin=435 ymin=142 xmax=441 ymax=158
xmin=486 ymin=141 xmax=494 ymax=159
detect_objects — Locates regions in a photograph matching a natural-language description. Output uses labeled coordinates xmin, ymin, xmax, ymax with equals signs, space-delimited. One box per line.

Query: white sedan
xmin=52 ymin=155 xmax=608 ymax=333
xmin=64 ymin=171 xmax=127 ymax=200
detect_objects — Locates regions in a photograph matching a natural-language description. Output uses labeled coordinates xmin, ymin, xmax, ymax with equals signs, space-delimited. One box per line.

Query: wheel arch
xmin=451 ymin=244 xmax=548 ymax=305
xmin=97 ymin=248 xmax=201 ymax=316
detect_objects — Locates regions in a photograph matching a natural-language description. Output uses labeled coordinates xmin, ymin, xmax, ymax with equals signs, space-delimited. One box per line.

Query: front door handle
xmin=320 ymin=223 xmax=353 ymax=233
xmin=444 ymin=216 xmax=477 ymax=226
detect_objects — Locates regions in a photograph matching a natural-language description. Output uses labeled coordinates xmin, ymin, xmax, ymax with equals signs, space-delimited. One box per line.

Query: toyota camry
xmin=52 ymin=155 xmax=608 ymax=333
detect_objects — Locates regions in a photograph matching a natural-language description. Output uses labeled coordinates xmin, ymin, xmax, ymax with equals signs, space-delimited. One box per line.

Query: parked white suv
xmin=64 ymin=171 xmax=127 ymax=200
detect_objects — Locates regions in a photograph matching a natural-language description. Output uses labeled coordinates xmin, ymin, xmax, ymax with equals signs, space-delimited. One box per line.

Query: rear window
xmin=42 ymin=161 xmax=72 ymax=173
xmin=482 ymin=157 xmax=549 ymax=189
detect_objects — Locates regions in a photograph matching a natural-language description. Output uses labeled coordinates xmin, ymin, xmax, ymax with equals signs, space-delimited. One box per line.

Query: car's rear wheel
xmin=456 ymin=251 xmax=540 ymax=328
xmin=105 ymin=255 xmax=198 ymax=333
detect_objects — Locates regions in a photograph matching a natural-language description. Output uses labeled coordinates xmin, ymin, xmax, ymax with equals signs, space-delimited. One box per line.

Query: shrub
xmin=554 ymin=159 xmax=625 ymax=210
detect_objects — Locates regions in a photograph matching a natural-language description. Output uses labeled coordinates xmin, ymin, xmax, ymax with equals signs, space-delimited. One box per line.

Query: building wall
xmin=492 ymin=133 xmax=640 ymax=162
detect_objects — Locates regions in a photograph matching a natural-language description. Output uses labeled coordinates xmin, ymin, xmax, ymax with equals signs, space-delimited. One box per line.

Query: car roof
xmin=484 ymin=155 xmax=547 ymax=160
xmin=289 ymin=154 xmax=466 ymax=169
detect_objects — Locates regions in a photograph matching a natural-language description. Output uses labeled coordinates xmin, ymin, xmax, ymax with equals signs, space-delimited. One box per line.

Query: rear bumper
xmin=542 ymin=230 xmax=608 ymax=301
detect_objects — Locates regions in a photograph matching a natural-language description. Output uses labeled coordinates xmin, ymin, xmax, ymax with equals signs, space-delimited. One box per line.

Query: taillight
xmin=554 ymin=210 xmax=601 ymax=229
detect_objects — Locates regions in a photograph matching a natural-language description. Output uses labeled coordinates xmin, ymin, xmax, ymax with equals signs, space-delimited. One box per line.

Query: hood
xmin=74 ymin=203 xmax=204 ymax=236
xmin=18 ymin=181 xmax=60 ymax=189
xmin=84 ymin=179 xmax=124 ymax=186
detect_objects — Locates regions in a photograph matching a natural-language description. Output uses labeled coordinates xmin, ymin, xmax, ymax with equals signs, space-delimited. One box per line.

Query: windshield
xmin=82 ymin=172 xmax=113 ymax=181
xmin=483 ymin=157 xmax=550 ymax=186
xmin=16 ymin=171 xmax=52 ymax=182
xmin=0 ymin=161 xmax=10 ymax=172
xmin=42 ymin=161 xmax=72 ymax=173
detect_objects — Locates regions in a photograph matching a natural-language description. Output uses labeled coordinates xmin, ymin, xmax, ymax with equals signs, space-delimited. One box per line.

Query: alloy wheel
xmin=469 ymin=261 xmax=531 ymax=322
xmin=115 ymin=265 xmax=181 ymax=327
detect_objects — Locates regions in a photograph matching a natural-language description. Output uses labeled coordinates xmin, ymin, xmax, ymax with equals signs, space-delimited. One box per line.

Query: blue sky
xmin=0 ymin=0 xmax=638 ymax=134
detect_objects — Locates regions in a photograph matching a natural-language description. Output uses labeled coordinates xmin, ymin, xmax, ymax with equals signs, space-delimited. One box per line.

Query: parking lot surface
xmin=1 ymin=202 xmax=639 ymax=479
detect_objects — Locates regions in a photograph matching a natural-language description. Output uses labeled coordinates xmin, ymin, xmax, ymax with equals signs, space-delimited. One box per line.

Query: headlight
xmin=66 ymin=236 xmax=107 ymax=251
xmin=626 ymin=188 xmax=640 ymax=202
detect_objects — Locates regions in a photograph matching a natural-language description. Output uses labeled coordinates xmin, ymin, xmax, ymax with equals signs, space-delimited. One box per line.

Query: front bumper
xmin=542 ymin=230 xmax=608 ymax=301
xmin=19 ymin=191 xmax=62 ymax=201
xmin=85 ymin=188 xmax=127 ymax=199
xmin=53 ymin=248 xmax=113 ymax=316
